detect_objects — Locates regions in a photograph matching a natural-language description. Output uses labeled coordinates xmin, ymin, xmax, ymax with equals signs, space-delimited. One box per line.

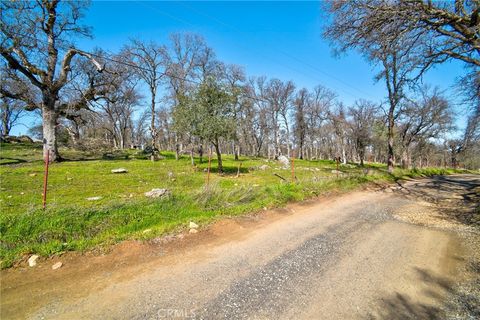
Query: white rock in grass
xmin=28 ymin=255 xmax=39 ymax=267
xmin=144 ymin=188 xmax=169 ymax=198
xmin=258 ymin=164 xmax=270 ymax=171
xmin=52 ymin=262 xmax=63 ymax=270
xmin=189 ymin=221 xmax=199 ymax=229
xmin=277 ymin=155 xmax=290 ymax=169
xmin=86 ymin=196 xmax=102 ymax=201
xmin=111 ymin=168 xmax=128 ymax=174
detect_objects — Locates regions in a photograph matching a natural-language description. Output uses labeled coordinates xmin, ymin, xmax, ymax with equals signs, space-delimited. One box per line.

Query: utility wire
xmin=134 ymin=0 xmax=368 ymax=101
xmin=172 ymin=0 xmax=376 ymax=100
xmin=3 ymin=30 xmax=273 ymax=104
xmin=4 ymin=1 xmax=376 ymax=103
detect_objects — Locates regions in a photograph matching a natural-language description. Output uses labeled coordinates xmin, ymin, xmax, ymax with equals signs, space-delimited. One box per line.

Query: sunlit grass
xmin=0 ymin=142 xmax=472 ymax=268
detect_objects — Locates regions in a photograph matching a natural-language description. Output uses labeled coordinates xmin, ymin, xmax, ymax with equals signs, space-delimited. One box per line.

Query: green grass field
xmin=0 ymin=142 xmax=470 ymax=268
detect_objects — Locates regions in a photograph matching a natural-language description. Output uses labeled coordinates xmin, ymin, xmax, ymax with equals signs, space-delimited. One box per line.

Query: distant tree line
xmin=1 ymin=0 xmax=479 ymax=170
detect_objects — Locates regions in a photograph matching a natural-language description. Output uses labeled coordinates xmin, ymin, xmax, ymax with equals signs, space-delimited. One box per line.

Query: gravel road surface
xmin=2 ymin=174 xmax=479 ymax=319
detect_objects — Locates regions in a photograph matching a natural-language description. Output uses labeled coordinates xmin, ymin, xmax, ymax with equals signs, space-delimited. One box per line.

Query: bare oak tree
xmin=0 ymin=99 xmax=25 ymax=137
xmin=0 ymin=65 xmax=33 ymax=136
xmin=162 ymin=33 xmax=214 ymax=160
xmin=0 ymin=0 xmax=103 ymax=161
xmin=323 ymin=0 xmax=429 ymax=171
xmin=294 ymin=88 xmax=309 ymax=159
xmin=348 ymin=100 xmax=378 ymax=166
xmin=398 ymin=86 xmax=453 ymax=168
xmin=264 ymin=78 xmax=295 ymax=158
xmin=324 ymin=1 xmax=479 ymax=67
xmin=125 ymin=40 xmax=165 ymax=153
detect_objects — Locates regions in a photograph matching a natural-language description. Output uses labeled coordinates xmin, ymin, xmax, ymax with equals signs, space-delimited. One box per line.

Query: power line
xmin=4 ymin=3 xmax=375 ymax=104
xmin=2 ymin=30 xmax=274 ymax=104
xmin=134 ymin=0 xmax=368 ymax=101
xmin=172 ymin=1 xmax=376 ymax=100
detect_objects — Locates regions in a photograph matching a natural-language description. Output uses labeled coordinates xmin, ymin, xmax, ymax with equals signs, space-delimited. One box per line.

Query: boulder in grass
xmin=144 ymin=188 xmax=169 ymax=198
xmin=258 ymin=164 xmax=270 ymax=171
xmin=111 ymin=168 xmax=128 ymax=174
xmin=277 ymin=155 xmax=290 ymax=169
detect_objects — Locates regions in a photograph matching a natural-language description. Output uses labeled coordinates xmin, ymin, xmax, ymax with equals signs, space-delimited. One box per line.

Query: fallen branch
xmin=273 ymin=173 xmax=287 ymax=181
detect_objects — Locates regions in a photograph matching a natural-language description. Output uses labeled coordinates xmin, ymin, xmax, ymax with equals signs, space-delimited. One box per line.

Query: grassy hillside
xmin=0 ymin=142 xmax=470 ymax=268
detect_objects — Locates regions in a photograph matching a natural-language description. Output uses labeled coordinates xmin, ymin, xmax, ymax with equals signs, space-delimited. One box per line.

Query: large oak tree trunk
xmin=42 ymin=106 xmax=59 ymax=162
xmin=387 ymin=136 xmax=394 ymax=172
xmin=285 ymin=126 xmax=291 ymax=158
xmin=401 ymin=148 xmax=409 ymax=169
xmin=387 ymin=109 xmax=395 ymax=173
xmin=235 ymin=144 xmax=240 ymax=161
xmin=1 ymin=111 xmax=11 ymax=136
xmin=359 ymin=146 xmax=365 ymax=167
xmin=214 ymin=138 xmax=223 ymax=173
xmin=451 ymin=153 xmax=458 ymax=169
xmin=150 ymin=90 xmax=157 ymax=149
xmin=274 ymin=130 xmax=280 ymax=159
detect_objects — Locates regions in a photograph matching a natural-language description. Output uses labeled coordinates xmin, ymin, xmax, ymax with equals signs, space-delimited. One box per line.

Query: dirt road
xmin=2 ymin=175 xmax=479 ymax=319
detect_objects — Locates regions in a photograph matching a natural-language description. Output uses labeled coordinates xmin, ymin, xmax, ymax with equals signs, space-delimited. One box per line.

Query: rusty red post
xmin=42 ymin=150 xmax=50 ymax=210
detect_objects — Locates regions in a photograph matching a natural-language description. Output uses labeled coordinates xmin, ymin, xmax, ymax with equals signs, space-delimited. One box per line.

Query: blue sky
xmin=13 ymin=1 xmax=468 ymax=135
